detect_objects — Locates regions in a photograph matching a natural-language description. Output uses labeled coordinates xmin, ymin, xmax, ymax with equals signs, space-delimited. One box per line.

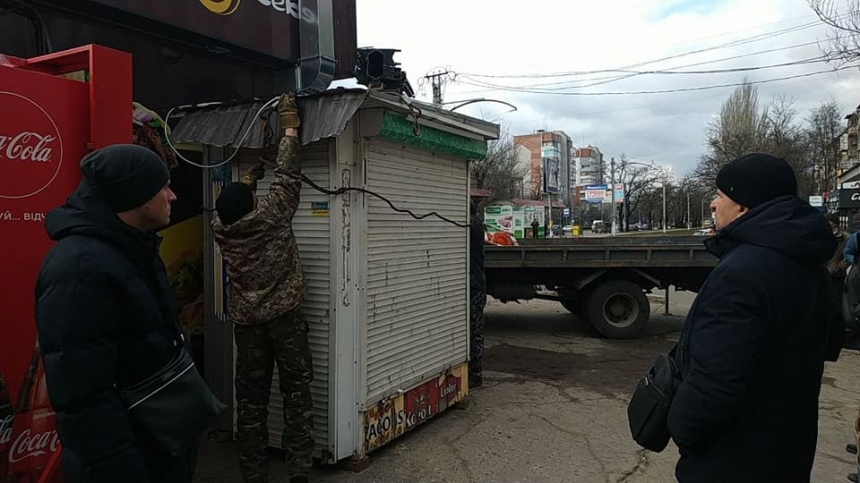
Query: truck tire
xmin=586 ymin=280 xmax=649 ymax=339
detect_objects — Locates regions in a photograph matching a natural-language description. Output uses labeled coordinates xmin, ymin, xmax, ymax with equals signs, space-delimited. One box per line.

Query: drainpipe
xmin=297 ymin=0 xmax=336 ymax=94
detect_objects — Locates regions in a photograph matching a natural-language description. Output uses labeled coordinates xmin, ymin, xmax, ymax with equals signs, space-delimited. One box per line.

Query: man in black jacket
xmin=35 ymin=145 xmax=197 ymax=482
xmin=469 ymin=200 xmax=486 ymax=388
xmin=667 ymin=153 xmax=844 ymax=483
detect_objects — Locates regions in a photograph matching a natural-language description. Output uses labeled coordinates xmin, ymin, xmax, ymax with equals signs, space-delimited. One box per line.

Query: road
xmin=195 ymin=291 xmax=860 ymax=483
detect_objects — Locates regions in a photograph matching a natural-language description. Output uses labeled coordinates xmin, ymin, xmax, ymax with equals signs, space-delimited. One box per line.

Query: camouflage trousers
xmin=234 ymin=310 xmax=315 ymax=483
xmin=470 ymin=291 xmax=487 ymax=385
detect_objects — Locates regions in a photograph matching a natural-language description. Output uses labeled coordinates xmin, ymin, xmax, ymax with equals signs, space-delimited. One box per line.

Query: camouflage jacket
xmin=213 ymin=135 xmax=307 ymax=325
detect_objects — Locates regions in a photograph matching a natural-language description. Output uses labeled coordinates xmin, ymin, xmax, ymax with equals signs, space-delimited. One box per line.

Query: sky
xmin=354 ymin=0 xmax=860 ymax=177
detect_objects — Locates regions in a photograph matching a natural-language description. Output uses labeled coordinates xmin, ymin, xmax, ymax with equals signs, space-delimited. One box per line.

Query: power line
xmin=458 ymin=56 xmax=830 ymax=93
xmin=460 ymin=13 xmax=847 ymax=80
xmin=450 ymin=39 xmax=826 ymax=95
xmin=457 ymin=65 xmax=858 ymax=97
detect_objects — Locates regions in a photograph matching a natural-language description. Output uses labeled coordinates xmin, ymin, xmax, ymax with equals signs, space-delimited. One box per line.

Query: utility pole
xmin=610 ymin=157 xmax=616 ymax=236
xmin=422 ymin=70 xmax=455 ymax=105
xmin=686 ymin=191 xmax=691 ymax=230
xmin=662 ymin=173 xmax=667 ymax=234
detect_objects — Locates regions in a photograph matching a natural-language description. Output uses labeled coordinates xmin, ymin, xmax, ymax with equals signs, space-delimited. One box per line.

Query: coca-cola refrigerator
xmin=0 ymin=45 xmax=131 ymax=482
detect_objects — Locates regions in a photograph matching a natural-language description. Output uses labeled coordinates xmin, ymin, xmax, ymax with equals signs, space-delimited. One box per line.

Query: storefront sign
xmin=835 ymin=189 xmax=860 ymax=209
xmin=82 ymin=0 xmax=311 ymax=61
xmin=362 ymin=364 xmax=467 ymax=453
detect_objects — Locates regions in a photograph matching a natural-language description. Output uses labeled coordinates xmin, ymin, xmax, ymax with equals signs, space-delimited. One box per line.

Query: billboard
xmin=585 ymin=184 xmax=607 ymax=204
xmin=542 ymin=157 xmax=561 ymax=194
xmin=603 ymin=183 xmax=624 ymax=203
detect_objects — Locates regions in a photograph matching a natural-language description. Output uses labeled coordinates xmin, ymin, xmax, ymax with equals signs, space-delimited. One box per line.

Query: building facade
xmin=574 ymin=146 xmax=604 ymax=187
xmin=513 ymin=130 xmax=573 ymax=204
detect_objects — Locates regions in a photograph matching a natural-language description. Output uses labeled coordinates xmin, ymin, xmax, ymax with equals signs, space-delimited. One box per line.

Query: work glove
xmin=241 ymin=163 xmax=266 ymax=189
xmin=278 ymin=93 xmax=301 ymax=129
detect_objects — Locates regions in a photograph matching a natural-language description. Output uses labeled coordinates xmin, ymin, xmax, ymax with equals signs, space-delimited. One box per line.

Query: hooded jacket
xmin=35 ymin=182 xmax=195 ymax=483
xmin=667 ymin=195 xmax=843 ymax=483
xmin=213 ymin=135 xmax=307 ymax=325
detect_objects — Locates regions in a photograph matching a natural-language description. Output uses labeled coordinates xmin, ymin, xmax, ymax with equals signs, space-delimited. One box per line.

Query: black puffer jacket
xmin=668 ymin=195 xmax=844 ymax=483
xmin=35 ymin=182 xmax=196 ymax=483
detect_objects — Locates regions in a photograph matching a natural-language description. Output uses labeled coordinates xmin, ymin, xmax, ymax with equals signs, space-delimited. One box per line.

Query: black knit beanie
xmin=216 ymin=182 xmax=255 ymax=225
xmin=715 ymin=153 xmax=797 ymax=208
xmin=80 ymin=144 xmax=170 ymax=213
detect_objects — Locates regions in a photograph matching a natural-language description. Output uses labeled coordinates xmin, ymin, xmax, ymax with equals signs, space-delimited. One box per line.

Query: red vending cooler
xmin=0 ymin=45 xmax=132 ymax=482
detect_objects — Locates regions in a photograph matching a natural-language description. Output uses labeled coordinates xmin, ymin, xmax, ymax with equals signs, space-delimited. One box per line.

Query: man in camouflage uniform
xmin=213 ymin=94 xmax=314 ymax=483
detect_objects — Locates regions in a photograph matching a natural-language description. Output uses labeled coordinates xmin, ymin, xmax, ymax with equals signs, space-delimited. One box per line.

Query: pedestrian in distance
xmin=667 ymin=153 xmax=844 ymax=483
xmin=826 ymin=212 xmax=851 ymax=306
xmin=213 ymin=94 xmax=314 ymax=483
xmin=35 ymin=145 xmax=203 ymax=482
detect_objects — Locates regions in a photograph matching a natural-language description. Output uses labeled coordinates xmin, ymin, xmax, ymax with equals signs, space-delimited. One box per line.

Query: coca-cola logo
xmin=8 ymin=428 xmax=59 ymax=463
xmin=0 ymin=91 xmax=64 ymax=199
xmin=0 ymin=414 xmax=11 ymax=446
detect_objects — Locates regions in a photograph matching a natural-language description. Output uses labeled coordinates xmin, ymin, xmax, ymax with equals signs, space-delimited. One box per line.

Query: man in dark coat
xmin=667 ymin=153 xmax=844 ymax=483
xmin=469 ymin=200 xmax=487 ymax=388
xmin=35 ymin=145 xmax=198 ymax=482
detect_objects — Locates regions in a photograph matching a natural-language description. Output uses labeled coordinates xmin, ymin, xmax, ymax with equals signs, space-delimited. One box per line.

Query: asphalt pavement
xmin=194 ymin=290 xmax=860 ymax=483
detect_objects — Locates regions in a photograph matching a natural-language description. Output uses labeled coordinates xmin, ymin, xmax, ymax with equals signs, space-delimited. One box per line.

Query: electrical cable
xmin=299 ymin=175 xmax=470 ymax=228
xmin=163 ymin=96 xmax=281 ymax=169
xmin=165 ymin=97 xmax=471 ymax=228
xmin=456 ymin=65 xmax=858 ymax=96
xmin=460 ymin=13 xmax=849 ymax=80
xmin=2 ymin=0 xmax=52 ymax=54
xmin=455 ymin=55 xmax=830 ymax=93
xmin=446 ymin=40 xmax=827 ymax=96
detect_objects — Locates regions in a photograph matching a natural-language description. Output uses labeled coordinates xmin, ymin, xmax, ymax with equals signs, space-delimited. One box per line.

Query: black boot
xmin=848 ymin=472 xmax=858 ymax=483
xmin=848 ymin=444 xmax=858 ymax=455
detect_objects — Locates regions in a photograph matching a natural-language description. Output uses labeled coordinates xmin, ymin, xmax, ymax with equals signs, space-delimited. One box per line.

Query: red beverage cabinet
xmin=0 ymin=45 xmax=132 ymax=482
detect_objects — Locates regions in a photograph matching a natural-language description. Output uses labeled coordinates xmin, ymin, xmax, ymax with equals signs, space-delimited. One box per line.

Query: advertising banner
xmin=542 ymin=157 xmax=560 ymax=194
xmin=585 ymin=184 xmax=607 ymax=204
xmin=362 ymin=364 xmax=467 ymax=453
xmin=483 ymin=205 xmax=514 ymax=235
xmin=0 ymin=47 xmax=132 ymax=482
xmin=0 ymin=60 xmax=92 ymax=483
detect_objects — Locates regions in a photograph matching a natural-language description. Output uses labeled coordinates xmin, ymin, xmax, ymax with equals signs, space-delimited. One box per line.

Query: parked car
xmin=591 ymin=220 xmax=610 ymax=233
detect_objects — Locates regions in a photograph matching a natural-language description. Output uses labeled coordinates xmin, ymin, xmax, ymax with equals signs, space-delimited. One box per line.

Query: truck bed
xmin=485 ymin=236 xmax=718 ymax=269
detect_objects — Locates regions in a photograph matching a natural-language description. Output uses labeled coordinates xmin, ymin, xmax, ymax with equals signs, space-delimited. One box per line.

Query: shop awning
xmin=169 ymin=88 xmax=368 ymax=148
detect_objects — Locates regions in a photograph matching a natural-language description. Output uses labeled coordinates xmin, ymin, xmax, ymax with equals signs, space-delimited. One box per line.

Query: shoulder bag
xmin=627 ymin=343 xmax=683 ymax=453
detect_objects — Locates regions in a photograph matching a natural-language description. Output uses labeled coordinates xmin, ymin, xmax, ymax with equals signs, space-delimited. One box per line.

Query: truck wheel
xmin=586 ymin=280 xmax=649 ymax=339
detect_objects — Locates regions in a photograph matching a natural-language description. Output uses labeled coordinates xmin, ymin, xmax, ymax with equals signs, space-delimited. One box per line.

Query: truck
xmin=485 ymin=237 xmax=719 ymax=339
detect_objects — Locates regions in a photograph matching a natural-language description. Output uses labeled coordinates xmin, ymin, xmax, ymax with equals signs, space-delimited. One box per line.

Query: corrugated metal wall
xmin=363 ymin=140 xmax=469 ymax=403
xmin=235 ymin=140 xmax=332 ymax=454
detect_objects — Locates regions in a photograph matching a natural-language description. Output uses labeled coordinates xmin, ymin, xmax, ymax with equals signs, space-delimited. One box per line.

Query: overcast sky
xmin=355 ymin=0 xmax=860 ymax=177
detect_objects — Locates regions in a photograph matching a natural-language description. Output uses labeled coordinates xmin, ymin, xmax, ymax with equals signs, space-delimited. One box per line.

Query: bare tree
xmin=809 ymin=0 xmax=860 ymax=64
xmin=806 ymin=98 xmax=843 ymax=193
xmin=764 ymin=96 xmax=816 ymax=198
xmin=616 ymin=155 xmax=662 ymax=231
xmin=697 ymin=79 xmax=769 ymax=185
xmin=695 ymin=81 xmax=819 ymax=199
xmin=471 ymin=133 xmax=529 ymax=202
